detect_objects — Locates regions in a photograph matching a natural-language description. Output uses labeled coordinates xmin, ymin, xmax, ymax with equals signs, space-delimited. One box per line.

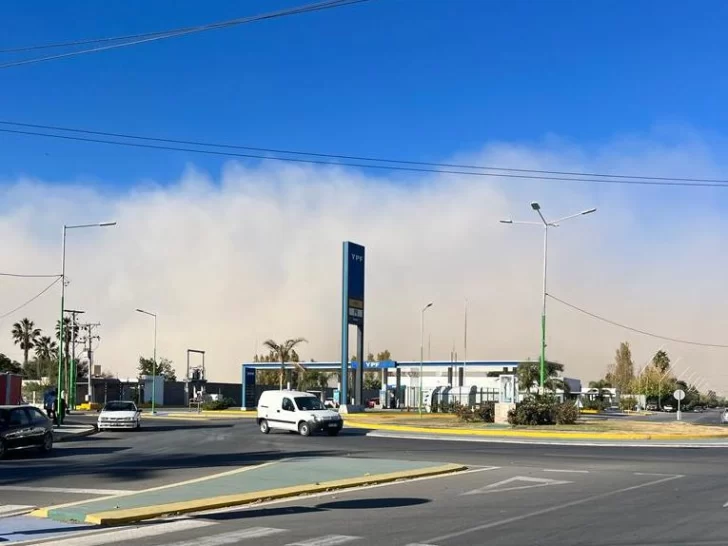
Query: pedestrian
xmin=44 ymin=389 xmax=57 ymax=425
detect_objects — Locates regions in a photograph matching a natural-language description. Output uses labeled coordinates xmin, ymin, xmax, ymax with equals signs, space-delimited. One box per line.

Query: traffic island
xmin=31 ymin=456 xmax=466 ymax=525
xmin=343 ymin=412 xmax=728 ymax=441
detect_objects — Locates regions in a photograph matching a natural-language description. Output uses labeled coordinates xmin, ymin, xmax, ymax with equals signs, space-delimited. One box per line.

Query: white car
xmin=97 ymin=401 xmax=142 ymax=430
xmin=257 ymin=390 xmax=343 ymax=436
xmin=721 ymin=409 xmax=728 ymax=424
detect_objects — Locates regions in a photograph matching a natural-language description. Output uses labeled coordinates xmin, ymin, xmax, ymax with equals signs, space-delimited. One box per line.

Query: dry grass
xmin=345 ymin=411 xmax=728 ymax=437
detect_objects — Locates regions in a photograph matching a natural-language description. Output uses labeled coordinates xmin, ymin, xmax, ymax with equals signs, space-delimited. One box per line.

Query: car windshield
xmin=103 ymin=402 xmax=136 ymax=412
xmin=295 ymin=397 xmax=325 ymax=411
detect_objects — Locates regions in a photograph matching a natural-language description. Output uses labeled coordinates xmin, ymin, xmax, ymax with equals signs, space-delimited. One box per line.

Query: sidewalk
xmin=54 ymin=424 xmax=97 ymax=442
xmin=32 ymin=456 xmax=465 ymax=525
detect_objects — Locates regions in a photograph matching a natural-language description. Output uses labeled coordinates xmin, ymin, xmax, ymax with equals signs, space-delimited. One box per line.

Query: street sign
xmin=674 ymin=389 xmax=685 ymax=401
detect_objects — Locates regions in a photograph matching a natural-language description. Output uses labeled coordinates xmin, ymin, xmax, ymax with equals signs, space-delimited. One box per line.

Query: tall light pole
xmin=463 ymin=297 xmax=468 ymax=388
xmin=419 ymin=302 xmax=433 ymax=416
xmin=57 ymin=221 xmax=116 ymax=423
xmin=136 ymin=308 xmax=157 ymax=414
xmin=501 ymin=203 xmax=596 ymax=394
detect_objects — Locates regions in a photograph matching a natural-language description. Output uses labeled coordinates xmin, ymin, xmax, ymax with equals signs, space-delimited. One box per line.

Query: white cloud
xmin=2 ymin=132 xmax=728 ymax=392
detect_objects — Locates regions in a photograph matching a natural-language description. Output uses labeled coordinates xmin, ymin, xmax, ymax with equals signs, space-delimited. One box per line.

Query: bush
xmin=201 ymin=397 xmax=236 ymax=411
xmin=583 ymin=398 xmax=609 ymax=411
xmin=619 ymin=396 xmax=638 ymax=411
xmin=454 ymin=402 xmax=494 ymax=423
xmin=554 ymin=402 xmax=579 ymax=424
xmin=507 ymin=398 xmax=579 ymax=426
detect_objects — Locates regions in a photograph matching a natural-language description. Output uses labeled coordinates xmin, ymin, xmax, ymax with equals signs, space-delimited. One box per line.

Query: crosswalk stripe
xmin=286 ymin=535 xmax=361 ymax=546
xmin=31 ymin=519 xmax=217 ymax=546
xmin=147 ymin=527 xmax=287 ymax=546
xmin=0 ymin=505 xmax=35 ymax=517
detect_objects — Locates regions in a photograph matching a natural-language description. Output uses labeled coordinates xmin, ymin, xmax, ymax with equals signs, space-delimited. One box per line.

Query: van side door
xmin=279 ymin=397 xmax=298 ymax=431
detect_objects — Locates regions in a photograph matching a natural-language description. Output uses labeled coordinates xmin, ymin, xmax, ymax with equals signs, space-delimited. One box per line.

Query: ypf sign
xmin=344 ymin=243 xmax=365 ymax=326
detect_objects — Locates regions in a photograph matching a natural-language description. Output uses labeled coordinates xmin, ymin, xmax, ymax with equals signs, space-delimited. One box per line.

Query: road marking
xmin=286 ymin=535 xmax=361 ymax=546
xmin=0 ymin=486 xmax=132 ymax=495
xmin=143 ymin=527 xmax=287 ymax=546
xmin=367 ymin=430 xmax=728 ymax=448
xmin=463 ymin=476 xmax=572 ymax=495
xmin=29 ymin=519 xmax=217 ymax=546
xmin=0 ymin=505 xmax=35 ymax=517
xmin=634 ymin=472 xmax=678 ymax=477
xmin=425 ymin=474 xmax=684 ymax=543
xmin=542 ymin=468 xmax=589 ymax=474
xmin=195 ymin=466 xmax=498 ymax=518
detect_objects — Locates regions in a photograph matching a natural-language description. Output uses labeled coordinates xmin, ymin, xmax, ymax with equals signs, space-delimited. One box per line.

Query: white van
xmin=257 ymin=390 xmax=343 ymax=436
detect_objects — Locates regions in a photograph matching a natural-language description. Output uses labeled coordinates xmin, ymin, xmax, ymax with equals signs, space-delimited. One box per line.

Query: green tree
xmin=137 ymin=356 xmax=177 ymax=381
xmin=11 ymin=318 xmax=41 ymax=376
xmin=262 ymin=338 xmax=308 ymax=390
xmin=364 ymin=371 xmax=381 ymax=390
xmin=517 ymin=360 xmax=565 ymax=394
xmin=376 ymin=350 xmax=392 ymax=361
xmin=33 ymin=335 xmax=58 ymax=380
xmin=607 ymin=342 xmax=635 ymax=393
xmin=651 ymin=350 xmax=671 ymax=373
xmin=0 ymin=353 xmax=22 ymax=374
xmin=299 ymin=370 xmax=333 ymax=395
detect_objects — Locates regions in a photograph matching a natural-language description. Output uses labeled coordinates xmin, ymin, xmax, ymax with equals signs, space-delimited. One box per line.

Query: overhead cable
xmin=547 ymin=293 xmax=728 ymax=348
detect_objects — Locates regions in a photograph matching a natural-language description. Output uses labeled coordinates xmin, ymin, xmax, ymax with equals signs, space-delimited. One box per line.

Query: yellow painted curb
xmin=30 ymin=462 xmax=276 ymax=519
xmin=76 ymin=463 xmax=466 ymax=525
xmin=345 ymin=421 xmax=728 ymax=441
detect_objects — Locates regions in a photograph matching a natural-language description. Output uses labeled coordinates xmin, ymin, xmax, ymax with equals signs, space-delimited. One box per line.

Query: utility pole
xmin=65 ymin=309 xmax=85 ymax=410
xmin=78 ymin=322 xmax=101 ymax=405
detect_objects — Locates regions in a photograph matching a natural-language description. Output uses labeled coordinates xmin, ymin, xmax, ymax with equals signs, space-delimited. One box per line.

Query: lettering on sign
xmin=351 ymin=254 xmax=364 ymax=262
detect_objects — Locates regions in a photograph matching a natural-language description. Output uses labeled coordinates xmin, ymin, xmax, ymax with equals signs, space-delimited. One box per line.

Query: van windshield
xmin=295 ymin=397 xmax=325 ymax=411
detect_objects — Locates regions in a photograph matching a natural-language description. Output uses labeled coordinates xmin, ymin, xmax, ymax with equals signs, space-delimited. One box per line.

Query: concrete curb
xmin=344 ymin=420 xmax=728 ymax=442
xmin=54 ymin=427 xmax=98 ymax=442
xmin=32 ymin=463 xmax=466 ymax=525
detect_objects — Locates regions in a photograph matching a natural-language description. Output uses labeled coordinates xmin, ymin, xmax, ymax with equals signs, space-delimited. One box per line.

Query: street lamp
xmin=57 ymin=221 xmax=116 ymax=423
xmin=500 ymin=203 xmax=596 ymax=394
xmin=419 ymin=302 xmax=433 ymax=416
xmin=136 ymin=308 xmax=158 ymax=414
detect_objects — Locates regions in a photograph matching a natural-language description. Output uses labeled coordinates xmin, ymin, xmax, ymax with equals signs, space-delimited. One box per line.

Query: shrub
xmin=619 ymin=396 xmax=638 ymax=411
xmin=507 ymin=398 xmax=579 ymax=426
xmin=554 ymin=402 xmax=579 ymax=424
xmin=201 ymin=397 xmax=236 ymax=411
xmin=454 ymin=401 xmax=495 ymax=423
xmin=583 ymin=398 xmax=609 ymax=411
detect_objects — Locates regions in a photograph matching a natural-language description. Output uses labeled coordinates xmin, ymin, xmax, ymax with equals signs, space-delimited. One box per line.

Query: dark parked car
xmin=0 ymin=405 xmax=54 ymax=458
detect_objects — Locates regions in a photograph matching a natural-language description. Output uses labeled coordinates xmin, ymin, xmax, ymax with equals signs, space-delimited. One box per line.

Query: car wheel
xmin=40 ymin=432 xmax=53 ymax=453
xmin=136 ymin=419 xmax=141 ymax=430
xmin=327 ymin=429 xmax=340 ymax=436
xmin=298 ymin=422 xmax=311 ymax=437
xmin=259 ymin=419 xmax=270 ymax=434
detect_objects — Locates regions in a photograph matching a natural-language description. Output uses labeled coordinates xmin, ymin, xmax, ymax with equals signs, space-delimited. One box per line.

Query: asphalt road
xmin=2 ymin=416 xmax=728 ymax=546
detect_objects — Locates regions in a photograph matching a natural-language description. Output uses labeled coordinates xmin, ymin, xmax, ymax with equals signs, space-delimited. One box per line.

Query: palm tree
xmin=34 ymin=336 xmax=58 ymax=380
xmin=262 ymin=338 xmax=308 ymax=390
xmin=11 ymin=318 xmax=41 ymax=377
xmin=517 ymin=360 xmax=565 ymax=395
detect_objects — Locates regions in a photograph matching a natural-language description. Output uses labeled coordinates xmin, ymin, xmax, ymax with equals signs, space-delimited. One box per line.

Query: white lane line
xmin=542 ymin=469 xmax=589 ymax=474
xmin=287 ymin=535 xmax=361 ymax=546
xmin=144 ymin=527 xmax=287 ymax=546
xmin=634 ymin=472 xmax=679 ymax=477
xmin=196 ymin=466 xmax=498 ymax=518
xmin=423 ymin=474 xmax=684 ymax=544
xmin=367 ymin=430 xmax=728 ymax=448
xmin=27 ymin=519 xmax=217 ymax=546
xmin=0 ymin=504 xmax=35 ymax=517
xmin=0 ymin=486 xmax=133 ymax=495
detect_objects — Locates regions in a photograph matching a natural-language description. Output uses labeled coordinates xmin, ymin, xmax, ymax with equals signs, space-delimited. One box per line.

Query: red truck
xmin=0 ymin=373 xmax=23 ymax=405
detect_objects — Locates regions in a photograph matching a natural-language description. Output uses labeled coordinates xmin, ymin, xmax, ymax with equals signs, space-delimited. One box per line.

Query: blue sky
xmin=2 ymin=0 xmax=728 ymax=186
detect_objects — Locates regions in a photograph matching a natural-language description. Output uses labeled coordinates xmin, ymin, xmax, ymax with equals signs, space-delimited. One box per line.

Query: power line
xmin=2 ymin=125 xmax=728 ymax=188
xmin=0 ymin=0 xmax=372 ymax=70
xmin=0 ymin=276 xmax=61 ymax=319
xmin=0 ymin=272 xmax=61 ymax=278
xmin=2 ymin=120 xmax=728 ymax=186
xmin=547 ymin=293 xmax=728 ymax=349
